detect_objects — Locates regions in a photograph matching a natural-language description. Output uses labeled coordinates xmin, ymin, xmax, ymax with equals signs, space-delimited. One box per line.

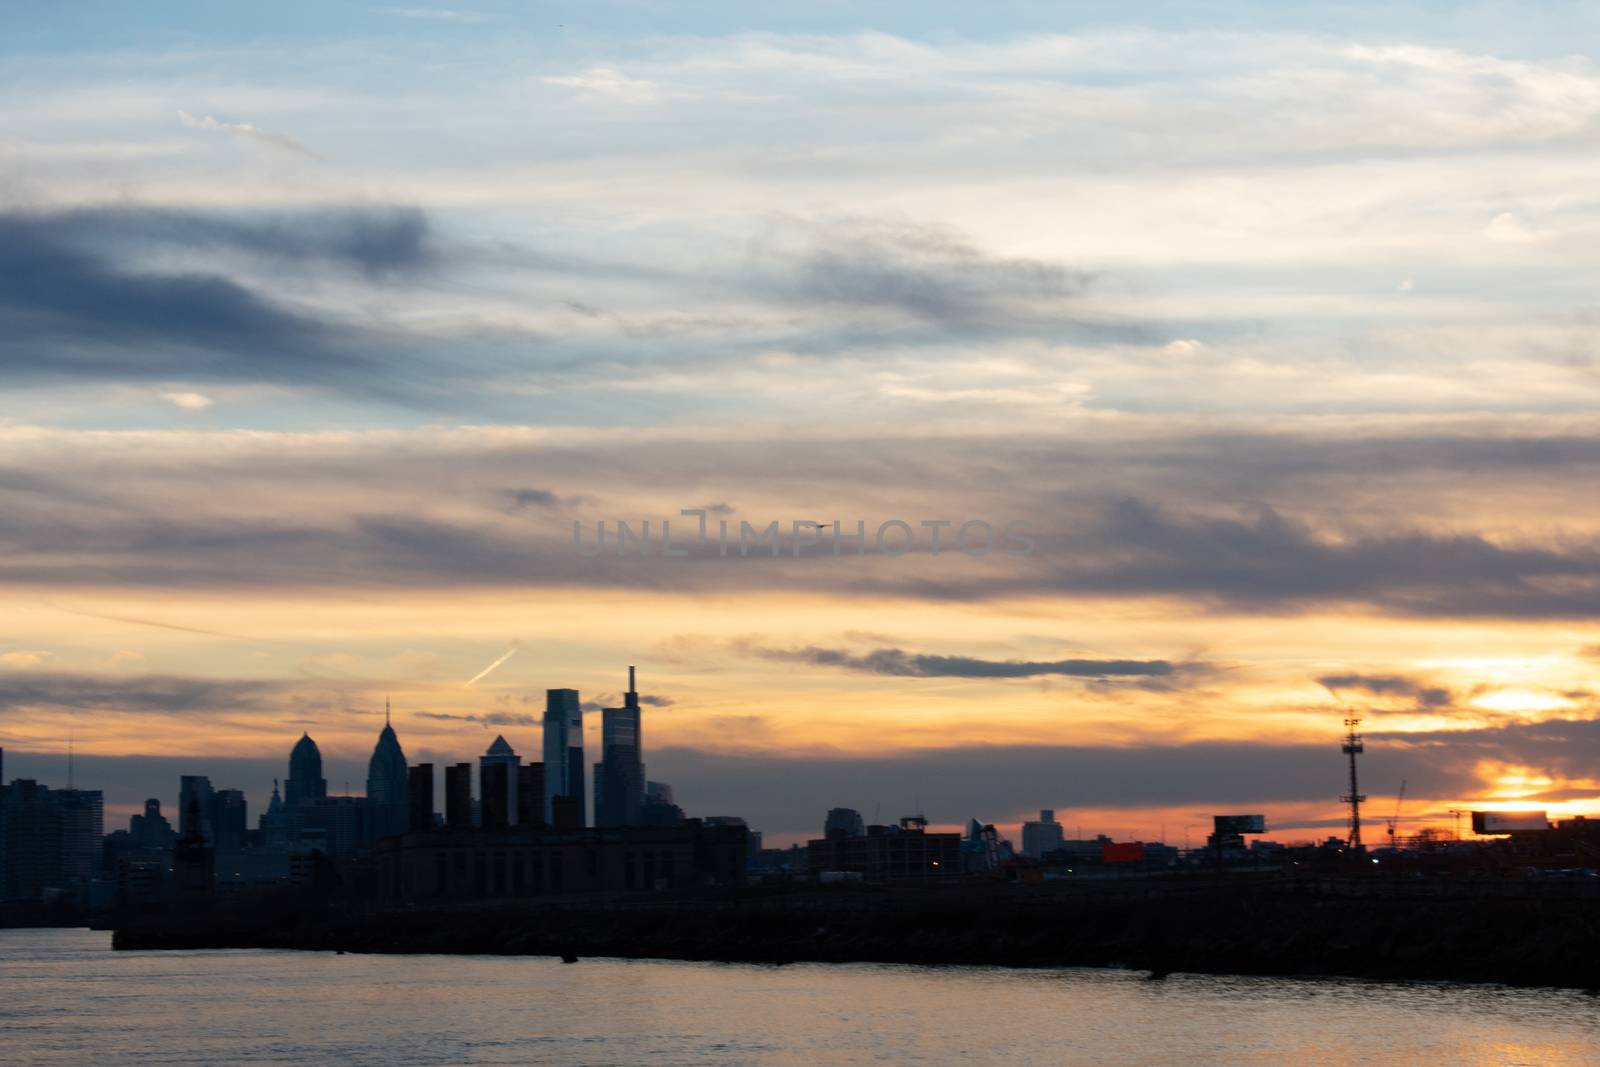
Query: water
xmin=2 ymin=929 xmax=1598 ymax=1066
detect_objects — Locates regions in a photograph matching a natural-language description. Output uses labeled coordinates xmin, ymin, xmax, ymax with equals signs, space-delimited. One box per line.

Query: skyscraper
xmin=479 ymin=735 xmax=519 ymax=830
xmin=366 ymin=702 xmax=410 ymax=840
xmin=285 ymin=733 xmax=327 ymax=808
xmin=597 ymin=667 xmax=644 ymax=827
xmin=54 ymin=787 xmax=103 ymax=886
xmin=1021 ymin=809 xmax=1064 ymax=858
xmin=407 ymin=763 xmax=434 ymax=833
xmin=825 ymin=808 xmax=865 ymax=839
xmin=444 ymin=763 xmax=472 ymax=829
xmin=179 ymin=775 xmax=214 ymax=842
xmin=542 ymin=688 xmax=585 ymax=826
xmin=210 ymin=789 xmax=247 ymax=851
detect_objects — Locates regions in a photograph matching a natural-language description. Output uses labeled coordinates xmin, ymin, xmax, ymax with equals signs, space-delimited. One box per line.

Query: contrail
xmin=465 ymin=647 xmax=519 ymax=687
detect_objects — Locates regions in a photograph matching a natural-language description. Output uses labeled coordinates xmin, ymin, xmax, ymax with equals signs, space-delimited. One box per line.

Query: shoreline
xmin=109 ymin=877 xmax=1600 ymax=991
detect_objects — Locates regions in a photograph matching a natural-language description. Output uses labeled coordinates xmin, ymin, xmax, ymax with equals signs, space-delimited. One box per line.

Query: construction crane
xmin=1386 ymin=780 xmax=1407 ymax=849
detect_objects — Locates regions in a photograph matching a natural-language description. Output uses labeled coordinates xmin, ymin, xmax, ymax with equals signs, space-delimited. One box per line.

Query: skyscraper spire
xmin=386 ymin=696 xmax=391 ymax=726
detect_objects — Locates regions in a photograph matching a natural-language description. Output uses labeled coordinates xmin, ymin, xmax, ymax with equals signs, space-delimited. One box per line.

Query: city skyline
xmin=6 ymin=3 xmax=1600 ymax=852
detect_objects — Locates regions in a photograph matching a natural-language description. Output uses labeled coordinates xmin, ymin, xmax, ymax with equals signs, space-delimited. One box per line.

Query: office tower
xmin=130 ymin=799 xmax=176 ymax=849
xmin=480 ymin=761 xmax=511 ymax=829
xmin=366 ymin=703 xmax=410 ymax=840
xmin=639 ymin=781 xmax=684 ymax=827
xmin=597 ymin=666 xmax=644 ymax=827
xmin=210 ymin=789 xmax=248 ymax=851
xmin=54 ymin=787 xmax=104 ymax=886
xmin=542 ymin=688 xmax=585 ymax=826
xmin=258 ymin=781 xmax=292 ymax=847
xmin=179 ymin=775 xmax=215 ymax=843
xmin=407 ymin=764 xmax=434 ymax=833
xmin=479 ymin=735 xmax=519 ymax=830
xmin=172 ymin=795 xmax=214 ymax=899
xmin=444 ymin=763 xmax=472 ymax=829
xmin=824 ymin=807 xmax=865 ymax=839
xmin=0 ymin=779 xmax=102 ymax=900
xmin=1021 ymin=809 xmax=1064 ymax=858
xmin=285 ymin=733 xmax=327 ymax=808
xmin=516 ymin=763 xmax=545 ymax=828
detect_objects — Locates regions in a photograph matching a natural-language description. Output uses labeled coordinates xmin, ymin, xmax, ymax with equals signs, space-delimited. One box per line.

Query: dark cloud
xmin=581 ymin=694 xmax=674 ymax=712
xmin=1318 ymin=673 xmax=1454 ymax=708
xmin=498 ymin=488 xmax=560 ymax=511
xmin=5 ymin=429 xmax=1600 ymax=621
xmin=753 ymin=217 xmax=1096 ymax=329
xmin=750 ymin=643 xmax=1177 ymax=679
xmin=0 ymin=735 xmax=1459 ymax=841
xmin=10 ymin=715 xmax=1594 ymax=840
xmin=0 ymin=206 xmax=435 ymax=389
xmin=0 ymin=670 xmax=284 ymax=714
xmin=416 ymin=711 xmax=540 ymax=728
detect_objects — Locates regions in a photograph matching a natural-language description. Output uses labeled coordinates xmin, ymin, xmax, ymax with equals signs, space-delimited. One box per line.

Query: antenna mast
xmin=1340 ymin=718 xmax=1367 ymax=850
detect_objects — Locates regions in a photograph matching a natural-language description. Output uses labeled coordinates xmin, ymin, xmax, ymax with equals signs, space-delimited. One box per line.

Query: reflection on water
xmin=2 ymin=928 xmax=1597 ymax=1066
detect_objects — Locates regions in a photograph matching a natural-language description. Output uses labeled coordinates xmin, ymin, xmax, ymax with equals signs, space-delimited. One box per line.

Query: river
xmin=1 ymin=929 xmax=1596 ymax=1065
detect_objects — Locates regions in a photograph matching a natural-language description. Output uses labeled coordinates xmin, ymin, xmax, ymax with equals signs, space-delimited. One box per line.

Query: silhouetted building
xmin=172 ymin=796 xmax=214 ymax=900
xmin=550 ymin=794 xmax=584 ymax=832
xmin=596 ymin=667 xmax=645 ymax=827
xmin=639 ymin=780 xmax=684 ymax=826
xmin=479 ymin=735 xmax=519 ymax=830
xmin=516 ymin=763 xmax=545 ymax=828
xmin=376 ymin=820 xmax=748 ymax=901
xmin=129 ymin=798 xmax=176 ymax=850
xmin=366 ymin=704 xmax=410 ymax=841
xmin=807 ymin=817 xmax=960 ymax=882
xmin=299 ymin=795 xmax=367 ymax=860
xmin=543 ymin=688 xmax=585 ymax=826
xmin=445 ymin=763 xmax=472 ymax=829
xmin=211 ymin=789 xmax=248 ymax=851
xmin=285 ymin=733 xmax=327 ymax=808
xmin=481 ymin=761 xmax=512 ymax=830
xmin=179 ymin=775 xmax=214 ymax=842
xmin=1021 ymin=809 xmax=1063 ymax=858
xmin=824 ymin=807 xmax=865 ymax=839
xmin=258 ymin=780 xmax=292 ymax=847
xmin=0 ymin=778 xmax=104 ymax=902
xmin=408 ymin=764 xmax=435 ymax=832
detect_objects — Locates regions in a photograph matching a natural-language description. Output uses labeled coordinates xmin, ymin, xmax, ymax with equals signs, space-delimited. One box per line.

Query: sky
xmin=5 ymin=2 xmax=1600 ymax=846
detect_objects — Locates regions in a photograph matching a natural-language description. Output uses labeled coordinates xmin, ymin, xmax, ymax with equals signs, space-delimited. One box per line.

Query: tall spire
xmin=386 ymin=696 xmax=391 ymax=727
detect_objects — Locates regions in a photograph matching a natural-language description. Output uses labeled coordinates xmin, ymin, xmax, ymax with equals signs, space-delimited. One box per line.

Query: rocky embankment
xmin=112 ymin=878 xmax=1600 ymax=989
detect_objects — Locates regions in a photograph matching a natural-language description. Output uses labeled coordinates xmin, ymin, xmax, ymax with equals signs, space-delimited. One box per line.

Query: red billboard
xmin=1103 ymin=842 xmax=1145 ymax=864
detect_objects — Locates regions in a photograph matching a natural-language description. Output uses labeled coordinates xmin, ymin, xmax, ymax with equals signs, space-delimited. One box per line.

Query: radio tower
xmin=1340 ymin=718 xmax=1367 ymax=850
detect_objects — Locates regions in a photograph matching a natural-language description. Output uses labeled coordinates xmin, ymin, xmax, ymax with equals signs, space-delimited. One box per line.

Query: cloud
xmin=750 ymin=217 xmax=1098 ymax=330
xmin=178 ymin=110 xmax=324 ymax=160
xmin=0 ymin=651 xmax=53 ymax=669
xmin=416 ymin=711 xmax=540 ymax=727
xmin=748 ymin=643 xmax=1177 ymax=679
xmin=1482 ymin=211 xmax=1552 ymax=244
xmin=1318 ymin=672 xmax=1454 ymax=709
xmin=498 ymin=488 xmax=559 ymax=511
xmin=0 ymin=670 xmax=284 ymax=714
xmin=544 ymin=67 xmax=660 ymax=105
xmin=376 ymin=6 xmax=490 ymax=22
xmin=160 ymin=391 xmax=213 ymax=410
xmin=2 ymin=425 xmax=1600 ymax=621
xmin=0 ymin=205 xmax=439 ymax=390
xmin=581 ymin=694 xmax=674 ymax=711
